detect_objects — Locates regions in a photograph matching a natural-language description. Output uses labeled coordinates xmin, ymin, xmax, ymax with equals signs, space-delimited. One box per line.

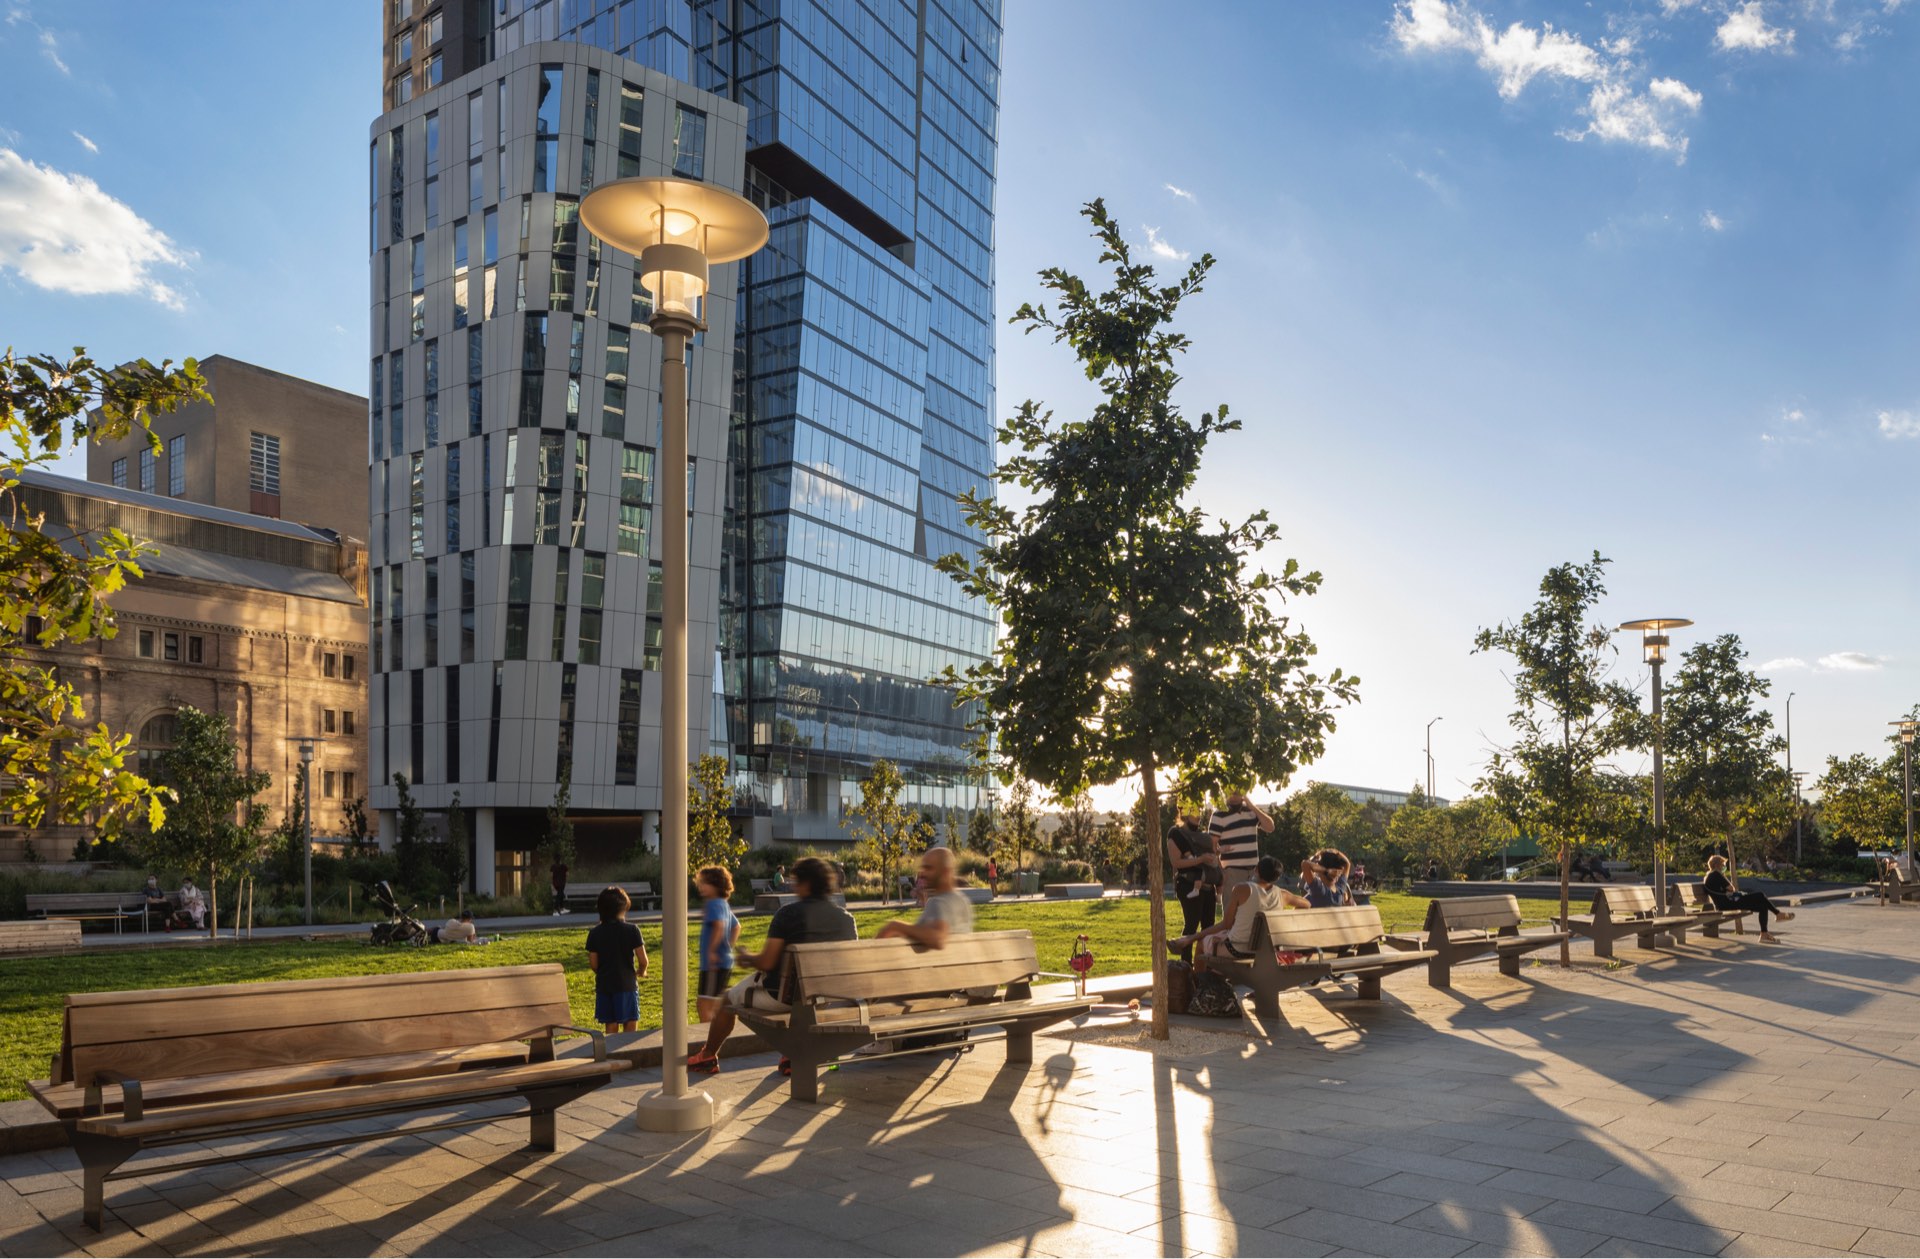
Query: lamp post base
xmin=633 ymin=1087 xmax=716 ymax=1133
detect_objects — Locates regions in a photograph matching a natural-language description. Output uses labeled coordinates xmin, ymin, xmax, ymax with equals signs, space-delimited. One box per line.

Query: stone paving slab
xmin=8 ymin=897 xmax=1920 ymax=1256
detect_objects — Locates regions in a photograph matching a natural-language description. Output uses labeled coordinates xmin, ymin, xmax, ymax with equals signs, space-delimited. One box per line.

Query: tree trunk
xmin=208 ymin=871 xmax=219 ymax=939
xmin=1559 ymin=717 xmax=1572 ymax=968
xmin=1142 ymin=761 xmax=1169 ymax=1040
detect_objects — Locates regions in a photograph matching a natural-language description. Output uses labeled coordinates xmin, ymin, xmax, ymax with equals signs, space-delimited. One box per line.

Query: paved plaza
xmin=6 ymin=896 xmax=1920 ymax=1257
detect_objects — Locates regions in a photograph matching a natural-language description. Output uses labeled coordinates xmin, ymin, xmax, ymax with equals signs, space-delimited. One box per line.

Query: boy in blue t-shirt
xmin=695 ymin=865 xmax=740 ymax=1024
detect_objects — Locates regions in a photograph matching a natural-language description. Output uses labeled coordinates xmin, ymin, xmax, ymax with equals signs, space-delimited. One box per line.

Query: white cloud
xmin=1563 ymin=79 xmax=1699 ymax=158
xmin=71 ymin=130 xmax=96 ymax=154
xmin=1784 ymin=407 xmax=1805 ymax=422
xmin=1163 ymin=183 xmax=1196 ymax=203
xmin=1393 ymin=2 xmax=1701 ymax=159
xmin=1759 ymin=657 xmax=1808 ymax=672
xmin=1819 ymin=651 xmax=1885 ymax=671
xmin=0 ymin=148 xmax=191 ymax=308
xmin=1701 ymin=209 xmax=1725 ymax=230
xmin=37 ymin=28 xmax=64 ymax=73
xmin=1141 ymin=225 xmax=1189 ymax=263
xmin=1658 ymin=0 xmax=1702 ymax=12
xmin=1717 ymin=1 xmax=1795 ymax=50
xmin=1879 ymin=409 xmax=1920 ymax=439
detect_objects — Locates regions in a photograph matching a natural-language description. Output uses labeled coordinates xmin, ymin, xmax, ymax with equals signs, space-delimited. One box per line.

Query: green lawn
xmin=0 ymin=892 xmax=1564 ymax=1102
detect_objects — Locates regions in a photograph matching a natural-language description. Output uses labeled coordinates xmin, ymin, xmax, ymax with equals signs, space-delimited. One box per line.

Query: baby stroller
xmin=367 ymin=880 xmax=430 ymax=946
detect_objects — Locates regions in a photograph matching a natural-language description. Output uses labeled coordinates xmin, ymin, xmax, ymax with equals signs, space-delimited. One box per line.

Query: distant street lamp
xmin=1620 ymin=618 xmax=1691 ymax=916
xmin=1425 ymin=716 xmax=1442 ymax=800
xmin=1790 ymin=770 xmax=1806 ymax=865
xmin=581 ymin=175 xmax=767 ymax=1136
xmin=286 ymin=736 xmax=326 ymax=925
xmin=1893 ymin=721 xmax=1917 ymax=873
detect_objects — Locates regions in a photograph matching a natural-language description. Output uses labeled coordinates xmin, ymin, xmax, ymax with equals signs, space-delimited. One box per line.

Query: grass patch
xmin=0 ymin=892 xmax=1566 ymax=1102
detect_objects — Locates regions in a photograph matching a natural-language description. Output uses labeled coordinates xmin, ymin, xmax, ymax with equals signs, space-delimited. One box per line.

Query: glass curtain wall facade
xmin=383 ymin=0 xmax=1002 ymax=845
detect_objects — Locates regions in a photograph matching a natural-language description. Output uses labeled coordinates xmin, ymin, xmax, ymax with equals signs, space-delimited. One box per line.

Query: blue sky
xmin=2 ymin=1 xmax=1914 ymax=804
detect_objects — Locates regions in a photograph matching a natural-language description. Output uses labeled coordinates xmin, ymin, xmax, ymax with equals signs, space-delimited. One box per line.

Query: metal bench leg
xmin=1356 ymin=973 xmax=1382 ymax=1000
xmin=1497 ymin=951 xmax=1519 ymax=979
xmin=1701 ymin=918 xmax=1721 ymax=939
xmin=1005 ymin=1023 xmax=1034 ymax=1064
xmin=523 ymin=1081 xmax=599 ymax=1151
xmin=787 ymin=1051 xmax=825 ymax=1103
xmin=1430 ymin=951 xmax=1452 ymax=989
xmin=71 ymin=1132 xmax=135 ymax=1232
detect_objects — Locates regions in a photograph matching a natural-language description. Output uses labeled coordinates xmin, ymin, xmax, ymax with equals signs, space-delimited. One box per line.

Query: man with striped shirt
xmin=1208 ymin=791 xmax=1275 ymax=906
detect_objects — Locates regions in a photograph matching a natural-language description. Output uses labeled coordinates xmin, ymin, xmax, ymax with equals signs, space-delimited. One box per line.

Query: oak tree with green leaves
xmin=940 ymin=201 xmax=1358 ymax=1037
xmin=1663 ymin=633 xmax=1788 ymax=866
xmin=2 ymin=349 xmax=208 ymax=843
xmin=144 ymin=706 xmax=270 ymax=937
xmin=1475 ymin=553 xmax=1640 ymax=965
xmin=687 ymin=753 xmax=746 ymax=881
xmin=1815 ymin=750 xmax=1903 ymax=858
xmin=846 ymin=758 xmax=918 ymax=905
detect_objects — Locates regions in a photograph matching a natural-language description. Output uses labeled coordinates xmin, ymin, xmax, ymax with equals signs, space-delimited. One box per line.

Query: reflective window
xmin=167 ymin=435 xmax=185 ymax=495
xmin=425 ymin=177 xmax=439 ymax=229
xmin=533 ymin=139 xmax=557 ymax=193
xmin=424 ymin=112 xmax=439 ymax=175
xmin=409 ymin=453 xmax=425 ymax=557
xmin=671 ymin=106 xmax=706 ymax=180
xmin=426 ymin=52 xmax=442 ymax=87
xmin=423 ymin=556 xmax=439 ymax=668
xmin=139 ymin=449 xmax=156 ymax=493
xmin=615 ymin=669 xmax=642 ymax=783
xmin=446 ymin=443 xmax=461 ymax=552
xmin=603 ymin=325 xmax=629 ymax=439
xmin=616 ymin=84 xmax=643 ymax=178
xmin=467 ymin=92 xmax=483 ymax=158
xmin=536 ymin=65 xmax=563 ymax=137
xmin=111 ymin=457 xmax=126 ymax=488
xmin=578 ymin=609 xmax=602 ymax=666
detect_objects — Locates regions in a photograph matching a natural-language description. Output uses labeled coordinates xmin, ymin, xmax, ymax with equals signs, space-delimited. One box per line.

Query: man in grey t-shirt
xmin=878 ymin=847 xmax=973 ymax=946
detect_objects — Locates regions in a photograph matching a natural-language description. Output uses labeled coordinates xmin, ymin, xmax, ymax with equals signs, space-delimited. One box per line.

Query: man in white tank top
xmin=1169 ymin=856 xmax=1310 ymax=960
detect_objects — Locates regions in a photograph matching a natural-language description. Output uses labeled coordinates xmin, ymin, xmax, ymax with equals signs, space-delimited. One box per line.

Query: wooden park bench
xmin=1405 ymin=895 xmax=1570 ymax=988
xmin=24 ymin=893 xmax=145 ymax=934
xmin=27 ymin=963 xmax=626 ymax=1230
xmin=749 ymin=878 xmax=773 ymax=894
xmin=561 ymin=880 xmax=657 ymax=913
xmin=729 ymin=929 xmax=1093 ymax=1103
xmin=1207 ymin=905 xmax=1437 ymax=1020
xmin=1668 ymin=882 xmax=1749 ymax=937
xmin=1882 ymin=864 xmax=1920 ymax=905
xmin=0 ymin=917 xmax=82 ymax=956
xmin=1556 ymin=884 xmax=1693 ymax=959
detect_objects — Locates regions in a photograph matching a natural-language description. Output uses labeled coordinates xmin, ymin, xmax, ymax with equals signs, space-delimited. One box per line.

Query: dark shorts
xmin=595 ymin=989 xmax=639 ymax=1025
xmin=697 ymin=968 xmax=733 ymax=999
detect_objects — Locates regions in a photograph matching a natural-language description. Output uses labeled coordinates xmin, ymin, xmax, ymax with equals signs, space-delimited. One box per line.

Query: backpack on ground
xmin=1188 ymin=969 xmax=1241 ymax=1018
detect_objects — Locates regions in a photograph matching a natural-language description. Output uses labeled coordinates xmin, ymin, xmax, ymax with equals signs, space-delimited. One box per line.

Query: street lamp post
xmin=1425 ymin=716 xmax=1442 ymax=800
xmin=286 ymin=737 xmax=325 ymax=926
xmin=1620 ymin=619 xmax=1691 ymax=917
xmin=581 ymin=176 xmax=767 ymax=1136
xmin=1893 ymin=721 xmax=1917 ymax=874
xmin=1790 ymin=770 xmax=1806 ymax=865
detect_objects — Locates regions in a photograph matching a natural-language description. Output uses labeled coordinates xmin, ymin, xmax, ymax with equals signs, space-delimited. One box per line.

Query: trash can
xmin=1013 ymin=872 xmax=1041 ymax=896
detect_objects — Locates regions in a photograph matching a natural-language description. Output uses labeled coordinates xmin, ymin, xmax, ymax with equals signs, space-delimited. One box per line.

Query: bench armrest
xmin=549 ymin=1024 xmax=607 ymax=1061
xmin=84 ymin=1071 xmax=143 ymax=1122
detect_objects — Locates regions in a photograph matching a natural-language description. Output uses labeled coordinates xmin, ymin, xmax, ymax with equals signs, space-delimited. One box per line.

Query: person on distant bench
xmin=1170 ymin=856 xmax=1310 ymax=961
xmin=688 ymin=856 xmax=856 ymax=1077
xmin=176 ymin=878 xmax=206 ymax=930
xmin=143 ymin=875 xmax=171 ymax=931
xmin=1704 ymin=854 xmax=1793 ymax=943
xmin=440 ymin=910 xmax=478 ymax=944
xmin=1302 ymin=851 xmax=1356 ymax=907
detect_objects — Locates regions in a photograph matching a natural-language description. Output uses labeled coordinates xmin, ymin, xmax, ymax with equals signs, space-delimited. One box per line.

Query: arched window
xmin=136 ymin=713 xmax=178 ymax=779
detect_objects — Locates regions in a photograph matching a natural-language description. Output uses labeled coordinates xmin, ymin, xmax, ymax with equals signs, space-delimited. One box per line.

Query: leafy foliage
xmin=938 ymin=200 xmax=1357 ymax=1035
xmin=687 ymin=753 xmax=746 ymax=881
xmin=1816 ymin=752 xmax=1903 ymax=854
xmin=1474 ymin=553 xmax=1640 ymax=962
xmin=1663 ymin=633 xmax=1788 ymax=863
xmin=1 ymin=349 xmax=208 ymax=842
xmin=846 ymin=758 xmax=919 ymax=903
xmin=142 ymin=707 xmax=270 ymax=936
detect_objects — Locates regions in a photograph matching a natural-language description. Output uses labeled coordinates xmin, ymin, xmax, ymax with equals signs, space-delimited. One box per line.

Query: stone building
xmin=85 ymin=355 xmax=368 ymax=543
xmin=1 ymin=472 xmax=370 ymax=862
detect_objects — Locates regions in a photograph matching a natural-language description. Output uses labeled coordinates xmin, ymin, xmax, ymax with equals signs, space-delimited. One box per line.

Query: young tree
xmin=966 ymin=808 xmax=994 ymax=855
xmin=145 ymin=707 xmax=270 ymax=937
xmin=2 ymin=350 xmax=207 ymax=843
xmin=1474 ymin=553 xmax=1640 ymax=965
xmin=1663 ymin=634 xmax=1787 ymax=866
xmin=847 ymin=758 xmax=919 ymax=904
xmin=1056 ymin=791 xmax=1099 ymax=862
xmin=940 ymin=201 xmax=1357 ymax=1037
xmin=1288 ymin=781 xmax=1362 ymax=857
xmin=391 ymin=773 xmax=431 ymax=893
xmin=687 ymin=753 xmax=746 ymax=880
xmin=1001 ymin=774 xmax=1039 ymax=871
xmin=443 ymin=793 xmax=471 ymax=897
xmin=540 ymin=764 xmax=576 ymax=910
xmin=1816 ymin=752 xmax=1901 ymax=857
xmin=341 ymin=795 xmax=374 ymax=854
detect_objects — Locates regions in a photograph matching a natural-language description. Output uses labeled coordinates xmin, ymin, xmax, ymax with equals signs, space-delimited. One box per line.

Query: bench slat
xmin=1424 ymin=895 xmax=1525 ymax=934
xmin=28 ymin=1041 xmax=532 ymax=1120
xmin=64 ymin=962 xmax=562 ymax=1008
xmin=77 ymin=1057 xmax=618 ymax=1141
xmin=789 ymin=931 xmax=1039 ymax=1003
xmin=1261 ymin=905 xmax=1390 ymax=952
xmin=71 ymin=969 xmax=567 ymax=1047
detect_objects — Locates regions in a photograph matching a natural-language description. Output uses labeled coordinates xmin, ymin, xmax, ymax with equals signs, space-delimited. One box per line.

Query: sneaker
xmin=687 ymin=1049 xmax=720 ymax=1076
xmin=854 ymin=1040 xmax=895 ymax=1057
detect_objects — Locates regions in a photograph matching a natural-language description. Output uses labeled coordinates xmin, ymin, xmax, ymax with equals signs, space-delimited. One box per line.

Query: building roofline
xmin=16 ymin=469 xmax=344 ymax=545
xmin=195 ymin=354 xmax=367 ymax=405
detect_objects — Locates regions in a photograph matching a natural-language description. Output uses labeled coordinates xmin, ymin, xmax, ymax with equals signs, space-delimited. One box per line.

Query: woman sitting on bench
xmin=1704 ymin=854 xmax=1793 ymax=943
xmin=1170 ymin=856 xmax=1310 ymax=961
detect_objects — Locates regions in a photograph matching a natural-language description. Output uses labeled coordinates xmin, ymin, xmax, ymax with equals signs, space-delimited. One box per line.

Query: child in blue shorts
xmin=694 ymin=866 xmax=740 ymax=1035
xmin=586 ymin=886 xmax=647 ymax=1033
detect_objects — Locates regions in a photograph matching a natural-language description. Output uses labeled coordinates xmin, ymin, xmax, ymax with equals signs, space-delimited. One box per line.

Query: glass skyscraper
xmin=379 ymin=0 xmax=1001 ymax=852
